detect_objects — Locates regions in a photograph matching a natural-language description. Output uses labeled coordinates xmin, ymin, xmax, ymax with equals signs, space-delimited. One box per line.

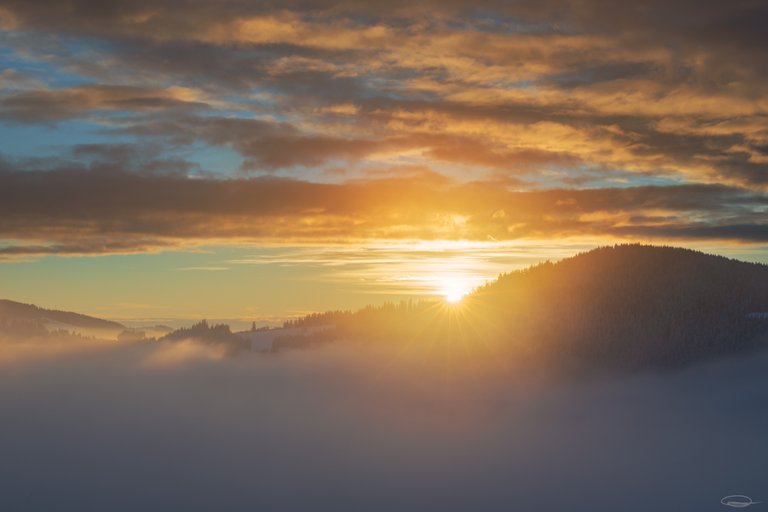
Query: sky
xmin=1 ymin=0 xmax=767 ymax=324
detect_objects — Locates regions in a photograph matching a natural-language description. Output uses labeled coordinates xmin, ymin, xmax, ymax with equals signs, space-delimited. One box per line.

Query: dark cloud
xmin=0 ymin=155 xmax=767 ymax=255
xmin=69 ymin=143 xmax=200 ymax=176
xmin=119 ymin=116 xmax=584 ymax=172
xmin=0 ymin=85 xmax=209 ymax=123
xmin=117 ymin=117 xmax=392 ymax=170
xmin=615 ymin=223 xmax=768 ymax=243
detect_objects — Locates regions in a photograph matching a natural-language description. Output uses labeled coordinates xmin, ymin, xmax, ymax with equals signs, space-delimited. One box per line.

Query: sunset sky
xmin=1 ymin=0 xmax=767 ymax=325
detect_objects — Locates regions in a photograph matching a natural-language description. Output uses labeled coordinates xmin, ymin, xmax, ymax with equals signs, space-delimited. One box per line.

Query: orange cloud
xmin=1 ymin=0 xmax=767 ymax=247
xmin=0 ymin=161 xmax=766 ymax=258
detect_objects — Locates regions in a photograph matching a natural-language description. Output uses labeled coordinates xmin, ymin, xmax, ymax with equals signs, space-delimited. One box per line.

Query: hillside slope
xmin=284 ymin=245 xmax=768 ymax=371
xmin=0 ymin=299 xmax=125 ymax=331
xmin=473 ymin=244 xmax=768 ymax=369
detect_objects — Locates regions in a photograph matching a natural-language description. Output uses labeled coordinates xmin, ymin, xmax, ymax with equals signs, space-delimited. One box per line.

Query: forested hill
xmin=280 ymin=245 xmax=768 ymax=371
xmin=160 ymin=320 xmax=249 ymax=353
xmin=473 ymin=244 xmax=768 ymax=368
xmin=0 ymin=299 xmax=125 ymax=331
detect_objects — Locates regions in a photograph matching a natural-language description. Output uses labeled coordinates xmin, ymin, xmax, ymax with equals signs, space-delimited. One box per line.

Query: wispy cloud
xmin=177 ymin=267 xmax=230 ymax=271
xmin=228 ymin=240 xmax=590 ymax=296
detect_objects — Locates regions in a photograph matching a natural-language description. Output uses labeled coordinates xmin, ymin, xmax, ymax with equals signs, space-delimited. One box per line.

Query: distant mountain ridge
xmin=0 ymin=299 xmax=125 ymax=331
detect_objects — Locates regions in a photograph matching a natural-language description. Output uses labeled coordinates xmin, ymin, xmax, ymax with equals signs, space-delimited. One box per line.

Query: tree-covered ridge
xmin=475 ymin=244 xmax=768 ymax=368
xmin=160 ymin=320 xmax=249 ymax=353
xmin=0 ymin=299 xmax=125 ymax=330
xmin=280 ymin=245 xmax=768 ymax=371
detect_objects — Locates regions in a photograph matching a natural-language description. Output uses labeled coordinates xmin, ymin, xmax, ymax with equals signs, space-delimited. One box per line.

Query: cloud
xmin=0 ymin=156 xmax=767 ymax=256
xmin=141 ymin=339 xmax=229 ymax=367
xmin=0 ymin=0 xmax=767 ymax=253
xmin=0 ymin=334 xmax=766 ymax=511
xmin=0 ymin=85 xmax=210 ymax=123
xmin=177 ymin=266 xmax=230 ymax=272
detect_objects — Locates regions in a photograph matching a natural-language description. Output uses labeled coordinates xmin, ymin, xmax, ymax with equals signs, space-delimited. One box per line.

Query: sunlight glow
xmin=440 ymin=277 xmax=472 ymax=304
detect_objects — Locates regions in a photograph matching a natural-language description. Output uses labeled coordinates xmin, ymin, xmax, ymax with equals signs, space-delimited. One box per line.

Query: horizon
xmin=5 ymin=241 xmax=768 ymax=327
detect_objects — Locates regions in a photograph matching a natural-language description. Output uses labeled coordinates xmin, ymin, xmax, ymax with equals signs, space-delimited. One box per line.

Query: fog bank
xmin=0 ymin=338 xmax=766 ymax=511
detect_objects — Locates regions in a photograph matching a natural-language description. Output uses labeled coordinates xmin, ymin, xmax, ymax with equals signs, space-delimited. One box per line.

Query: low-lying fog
xmin=0 ymin=337 xmax=765 ymax=511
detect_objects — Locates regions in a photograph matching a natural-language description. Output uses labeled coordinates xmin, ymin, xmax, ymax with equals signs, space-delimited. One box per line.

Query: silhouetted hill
xmin=474 ymin=244 xmax=768 ymax=369
xmin=0 ymin=299 xmax=125 ymax=331
xmin=281 ymin=245 xmax=768 ymax=371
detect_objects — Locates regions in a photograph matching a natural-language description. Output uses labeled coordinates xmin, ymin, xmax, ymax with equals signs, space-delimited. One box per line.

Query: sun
xmin=444 ymin=289 xmax=466 ymax=304
xmin=439 ymin=278 xmax=471 ymax=304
